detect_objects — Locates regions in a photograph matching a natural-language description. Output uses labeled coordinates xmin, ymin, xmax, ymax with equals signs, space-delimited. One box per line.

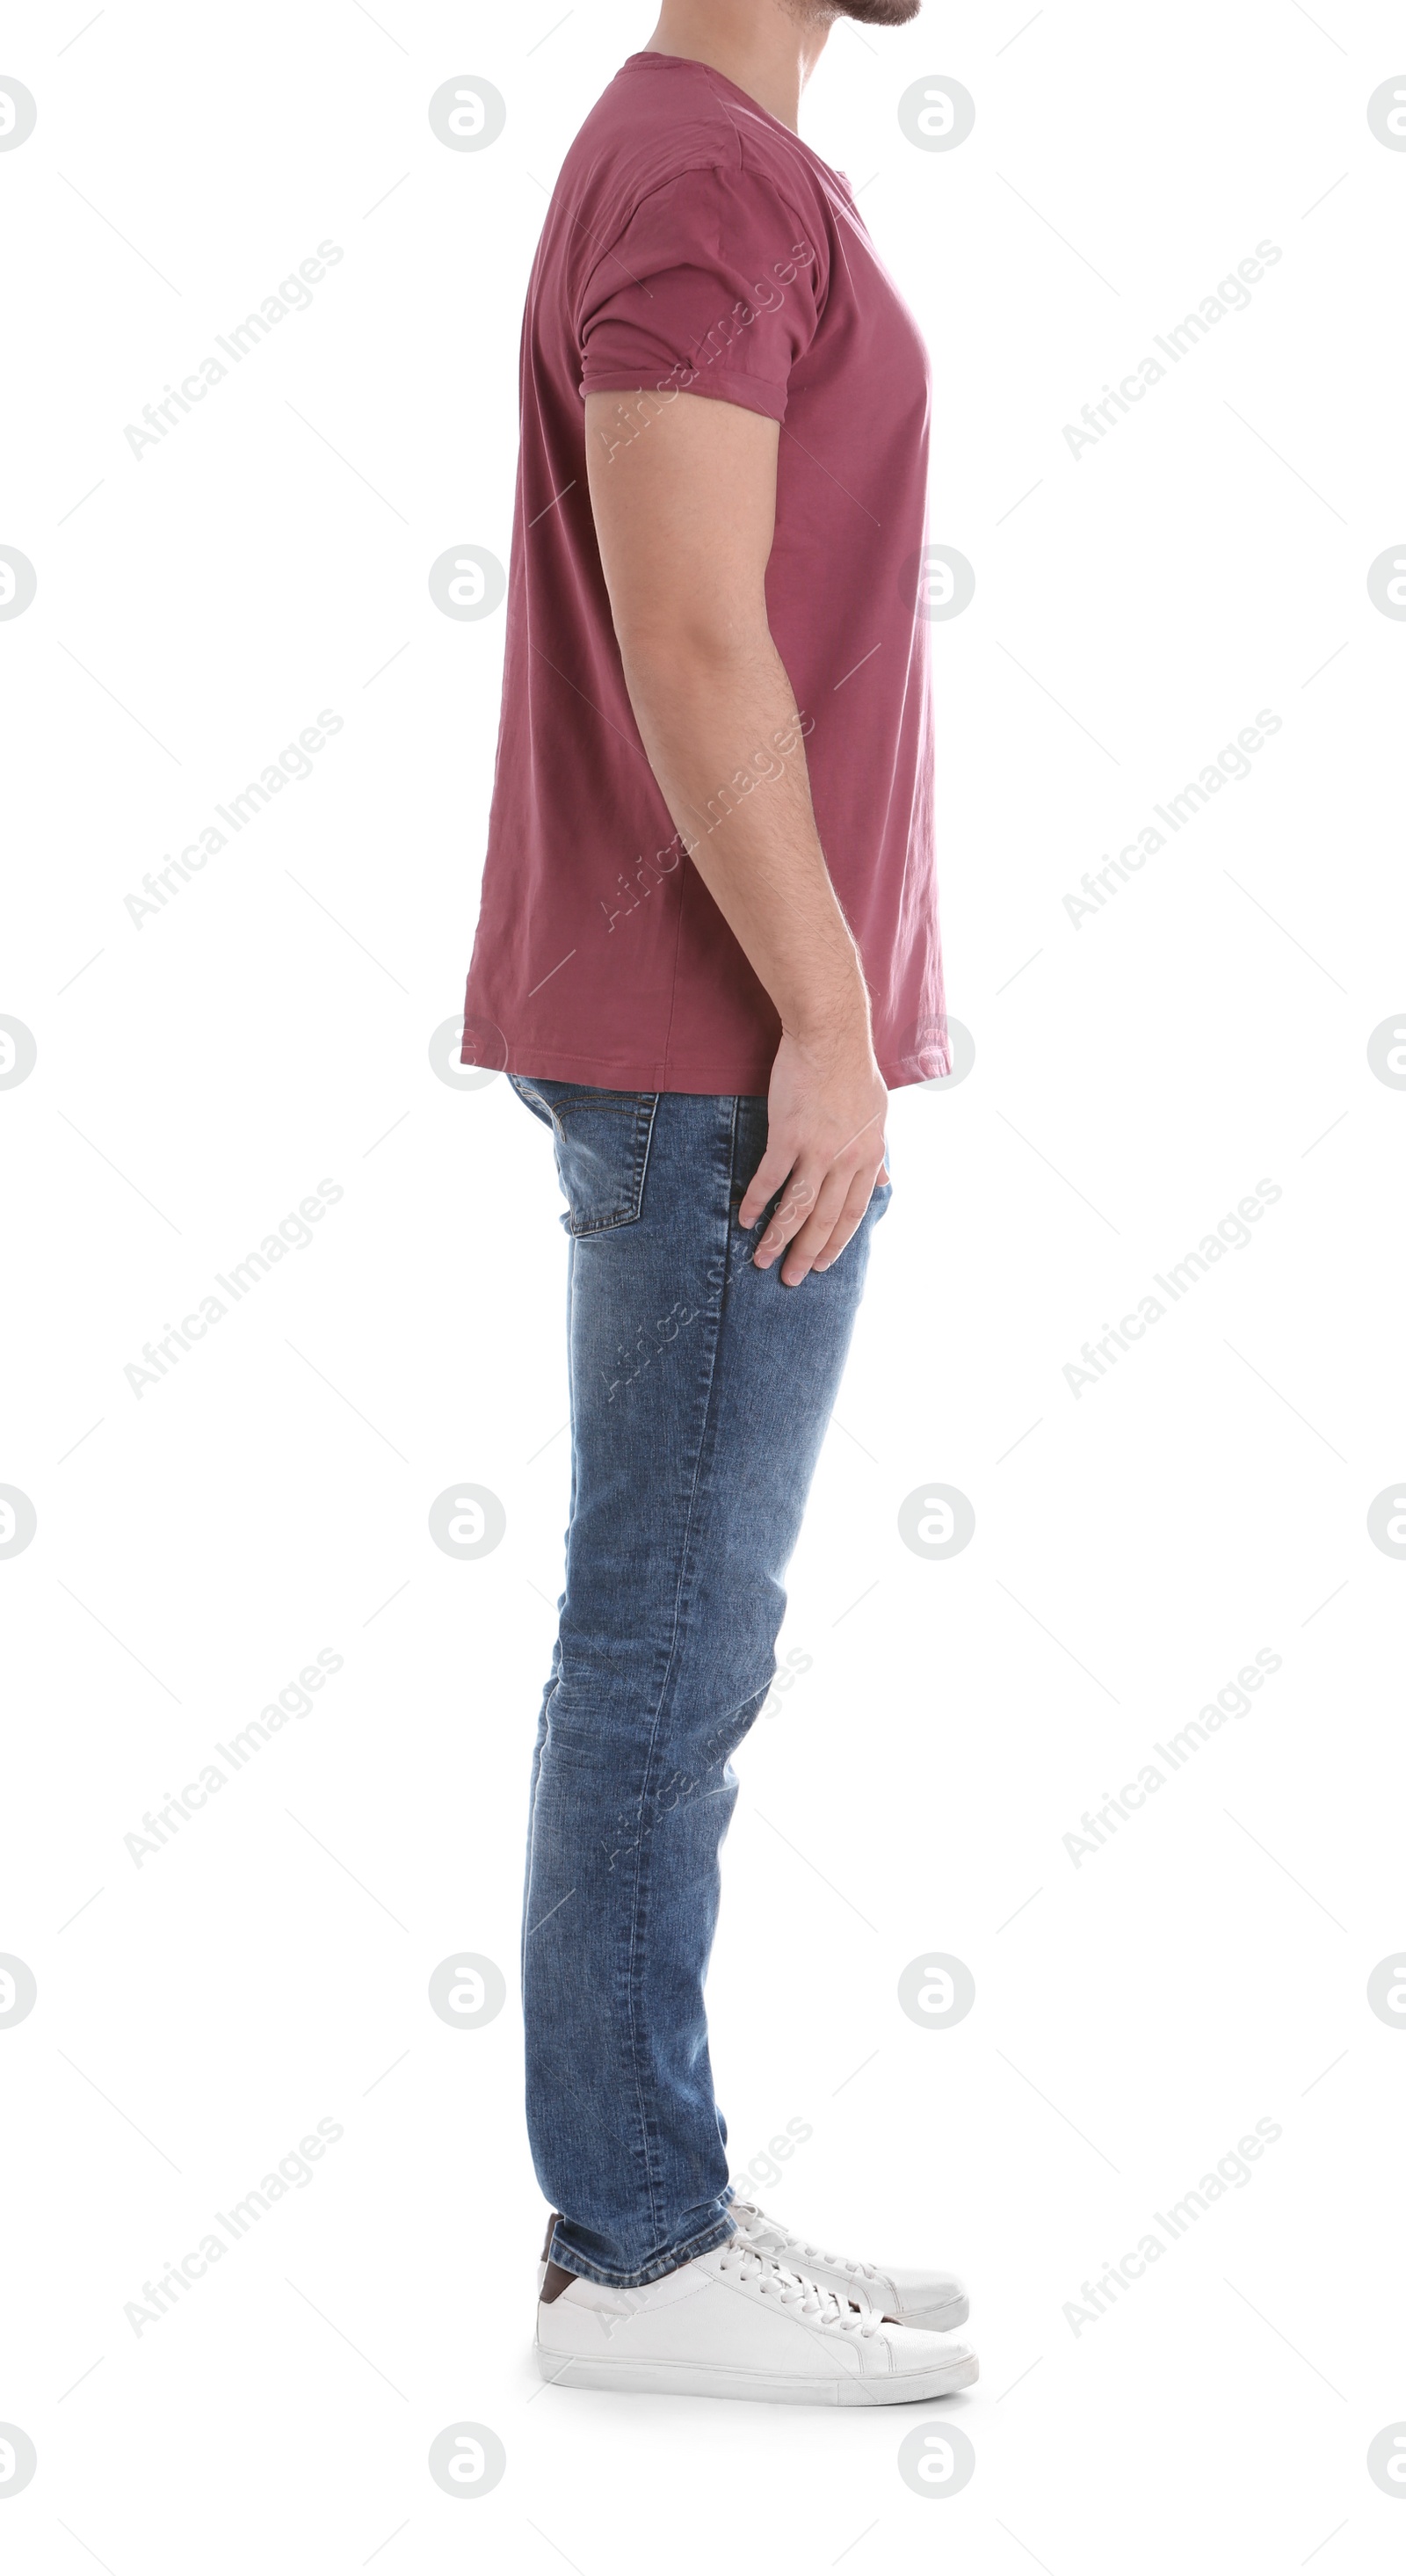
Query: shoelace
xmin=715 ymin=2241 xmax=881 ymax=2338
xmin=731 ymin=2200 xmax=879 ymax=2285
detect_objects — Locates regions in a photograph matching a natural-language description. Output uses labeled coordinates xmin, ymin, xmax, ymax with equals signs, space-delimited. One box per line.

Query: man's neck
xmin=642 ymin=0 xmax=833 ymax=134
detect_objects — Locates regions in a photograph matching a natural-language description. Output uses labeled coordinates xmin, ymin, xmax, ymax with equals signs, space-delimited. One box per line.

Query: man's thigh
xmin=512 ymin=1080 xmax=889 ymax=1738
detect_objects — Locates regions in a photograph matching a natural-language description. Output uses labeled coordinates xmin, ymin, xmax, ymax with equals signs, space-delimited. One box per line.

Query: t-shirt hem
xmin=490 ymin=1043 xmax=776 ymax=1095
xmin=579 ymin=368 xmax=787 ymax=424
xmin=477 ymin=1042 xmax=951 ymax=1093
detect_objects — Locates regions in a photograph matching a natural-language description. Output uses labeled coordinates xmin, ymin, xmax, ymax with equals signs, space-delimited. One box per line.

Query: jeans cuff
xmin=547 ymin=2204 xmax=738 ymax=2289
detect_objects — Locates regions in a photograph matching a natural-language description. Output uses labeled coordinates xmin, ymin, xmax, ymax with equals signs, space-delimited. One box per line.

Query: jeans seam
xmin=522 ymin=1226 xmax=577 ymax=1985
xmin=619 ymin=1094 xmax=737 ymax=2260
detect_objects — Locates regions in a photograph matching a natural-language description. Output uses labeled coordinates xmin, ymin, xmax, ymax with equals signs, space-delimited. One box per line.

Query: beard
xmin=826 ymin=0 xmax=924 ymax=20
xmin=785 ymin=0 xmax=923 ymax=22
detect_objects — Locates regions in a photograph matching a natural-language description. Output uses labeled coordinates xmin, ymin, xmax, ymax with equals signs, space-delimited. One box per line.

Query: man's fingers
xmin=751 ymin=1159 xmax=828 ymax=1266
xmin=776 ymin=1165 xmax=857 ymax=1283
xmin=810 ymin=1167 xmax=879 ymax=1273
xmin=743 ymin=1117 xmax=887 ymax=1280
xmin=738 ymin=1142 xmax=795 ymax=1232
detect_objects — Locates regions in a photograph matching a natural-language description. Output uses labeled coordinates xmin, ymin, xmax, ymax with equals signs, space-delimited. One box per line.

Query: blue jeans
xmin=509 ymin=1078 xmax=891 ymax=2287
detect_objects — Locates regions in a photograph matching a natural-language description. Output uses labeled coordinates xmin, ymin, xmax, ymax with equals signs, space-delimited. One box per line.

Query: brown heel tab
xmin=540 ymin=2260 xmax=577 ymax=2304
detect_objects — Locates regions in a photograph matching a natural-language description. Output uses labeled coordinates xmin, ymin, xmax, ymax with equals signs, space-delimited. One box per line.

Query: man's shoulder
xmin=559 ymin=55 xmax=828 ymax=243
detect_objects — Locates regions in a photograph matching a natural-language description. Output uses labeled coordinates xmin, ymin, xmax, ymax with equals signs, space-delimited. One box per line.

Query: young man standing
xmin=461 ymin=0 xmax=974 ymax=2404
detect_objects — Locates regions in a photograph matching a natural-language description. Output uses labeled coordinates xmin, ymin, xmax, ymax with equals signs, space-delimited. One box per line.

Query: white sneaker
xmin=535 ymin=2239 xmax=977 ymax=2405
xmin=728 ymin=2198 xmax=970 ymax=2333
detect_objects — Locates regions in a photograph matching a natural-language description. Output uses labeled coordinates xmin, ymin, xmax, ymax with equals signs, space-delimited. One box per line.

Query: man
xmin=461 ymin=0 xmax=975 ymax=2404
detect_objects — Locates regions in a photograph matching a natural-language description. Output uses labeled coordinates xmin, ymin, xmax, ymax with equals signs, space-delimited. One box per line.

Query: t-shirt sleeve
xmin=578 ymin=164 xmax=824 ymax=424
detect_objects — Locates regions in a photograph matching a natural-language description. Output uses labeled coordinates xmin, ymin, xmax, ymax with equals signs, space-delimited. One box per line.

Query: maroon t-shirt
xmin=461 ymin=49 xmax=949 ymax=1092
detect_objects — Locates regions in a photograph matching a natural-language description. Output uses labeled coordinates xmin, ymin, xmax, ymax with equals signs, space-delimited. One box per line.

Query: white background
xmin=4 ymin=0 xmax=1406 ymax=2565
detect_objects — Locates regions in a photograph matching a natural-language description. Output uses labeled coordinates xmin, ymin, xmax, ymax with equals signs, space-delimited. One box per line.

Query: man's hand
xmin=740 ymin=1023 xmax=889 ymax=1285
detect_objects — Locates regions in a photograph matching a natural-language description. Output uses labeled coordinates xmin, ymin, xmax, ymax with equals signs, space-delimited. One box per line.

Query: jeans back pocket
xmin=509 ymin=1079 xmax=658 ymax=1236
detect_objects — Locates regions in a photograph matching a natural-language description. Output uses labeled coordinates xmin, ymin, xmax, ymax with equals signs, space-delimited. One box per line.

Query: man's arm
xmin=583 ymin=388 xmax=888 ymax=1287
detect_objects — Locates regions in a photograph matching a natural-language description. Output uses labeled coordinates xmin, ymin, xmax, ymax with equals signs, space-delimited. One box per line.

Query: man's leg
xmin=511 ymin=1077 xmax=890 ymax=2288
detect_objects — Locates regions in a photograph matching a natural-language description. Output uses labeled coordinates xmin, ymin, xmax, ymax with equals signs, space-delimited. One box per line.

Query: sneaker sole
xmin=534 ymin=2347 xmax=978 ymax=2405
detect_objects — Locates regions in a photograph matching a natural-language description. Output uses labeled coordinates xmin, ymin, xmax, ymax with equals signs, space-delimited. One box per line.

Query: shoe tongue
xmin=734 ymin=2201 xmax=784 ymax=2245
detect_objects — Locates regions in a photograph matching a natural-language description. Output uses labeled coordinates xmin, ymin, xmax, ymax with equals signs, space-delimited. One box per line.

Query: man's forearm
xmin=616 ymin=622 xmax=872 ymax=1049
